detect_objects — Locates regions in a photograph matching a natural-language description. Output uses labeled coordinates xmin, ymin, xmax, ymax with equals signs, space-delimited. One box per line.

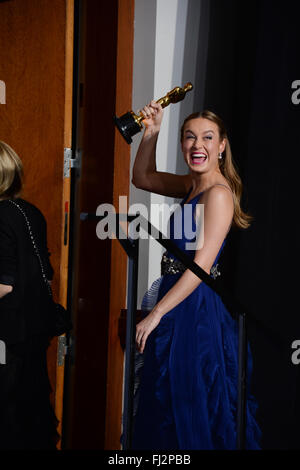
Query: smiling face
xmin=181 ymin=117 xmax=226 ymax=174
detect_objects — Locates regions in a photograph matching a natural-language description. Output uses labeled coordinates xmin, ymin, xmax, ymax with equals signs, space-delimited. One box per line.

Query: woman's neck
xmin=189 ymin=168 xmax=224 ymax=194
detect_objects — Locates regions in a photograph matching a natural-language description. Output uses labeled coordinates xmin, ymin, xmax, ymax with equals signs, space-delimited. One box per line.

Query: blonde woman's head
xmin=0 ymin=141 xmax=23 ymax=200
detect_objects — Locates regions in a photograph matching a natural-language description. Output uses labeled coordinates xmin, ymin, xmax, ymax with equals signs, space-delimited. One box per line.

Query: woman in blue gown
xmin=131 ymin=102 xmax=261 ymax=450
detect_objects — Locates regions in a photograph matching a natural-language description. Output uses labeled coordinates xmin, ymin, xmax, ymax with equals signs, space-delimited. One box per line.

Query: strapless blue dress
xmin=132 ymin=191 xmax=261 ymax=450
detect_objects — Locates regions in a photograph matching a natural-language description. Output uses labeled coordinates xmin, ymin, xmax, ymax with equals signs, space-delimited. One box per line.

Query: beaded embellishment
xmin=161 ymin=252 xmax=221 ymax=279
xmin=210 ymin=263 xmax=221 ymax=279
xmin=161 ymin=253 xmax=186 ymax=275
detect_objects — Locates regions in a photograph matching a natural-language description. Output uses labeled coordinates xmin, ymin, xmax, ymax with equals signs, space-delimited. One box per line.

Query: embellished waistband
xmin=161 ymin=252 xmax=221 ymax=279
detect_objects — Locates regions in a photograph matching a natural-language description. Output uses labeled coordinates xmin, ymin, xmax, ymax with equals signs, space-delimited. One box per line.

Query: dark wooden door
xmin=63 ymin=0 xmax=135 ymax=449
xmin=62 ymin=0 xmax=119 ymax=449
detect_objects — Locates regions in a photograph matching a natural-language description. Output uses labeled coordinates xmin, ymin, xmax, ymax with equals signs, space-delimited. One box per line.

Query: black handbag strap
xmin=8 ymin=199 xmax=53 ymax=298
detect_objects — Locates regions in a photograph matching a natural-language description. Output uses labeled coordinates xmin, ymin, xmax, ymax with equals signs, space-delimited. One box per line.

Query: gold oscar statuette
xmin=113 ymin=82 xmax=193 ymax=144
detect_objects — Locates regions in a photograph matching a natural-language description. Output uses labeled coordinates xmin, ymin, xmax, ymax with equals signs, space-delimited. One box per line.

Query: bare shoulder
xmin=201 ymin=184 xmax=234 ymax=212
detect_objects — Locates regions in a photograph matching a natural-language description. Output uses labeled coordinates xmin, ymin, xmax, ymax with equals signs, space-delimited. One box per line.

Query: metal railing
xmin=81 ymin=212 xmax=248 ymax=450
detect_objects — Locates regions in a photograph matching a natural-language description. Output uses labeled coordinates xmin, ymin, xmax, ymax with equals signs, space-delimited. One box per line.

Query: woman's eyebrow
xmin=184 ymin=129 xmax=215 ymax=134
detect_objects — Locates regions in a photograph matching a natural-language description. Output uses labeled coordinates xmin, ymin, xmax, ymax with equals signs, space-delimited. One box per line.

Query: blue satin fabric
xmin=132 ymin=192 xmax=261 ymax=450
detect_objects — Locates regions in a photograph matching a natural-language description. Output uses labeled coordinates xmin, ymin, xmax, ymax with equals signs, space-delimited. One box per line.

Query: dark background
xmin=203 ymin=0 xmax=300 ymax=449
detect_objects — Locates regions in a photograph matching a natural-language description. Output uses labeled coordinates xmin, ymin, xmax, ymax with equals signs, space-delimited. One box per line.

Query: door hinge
xmin=57 ymin=335 xmax=68 ymax=366
xmin=64 ymin=148 xmax=82 ymax=178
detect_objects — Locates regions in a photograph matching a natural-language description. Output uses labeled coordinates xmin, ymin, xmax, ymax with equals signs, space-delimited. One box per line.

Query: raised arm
xmin=136 ymin=185 xmax=234 ymax=352
xmin=132 ymin=100 xmax=191 ymax=198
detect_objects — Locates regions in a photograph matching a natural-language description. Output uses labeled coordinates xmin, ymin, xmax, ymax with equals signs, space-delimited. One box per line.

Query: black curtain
xmin=203 ymin=0 xmax=300 ymax=449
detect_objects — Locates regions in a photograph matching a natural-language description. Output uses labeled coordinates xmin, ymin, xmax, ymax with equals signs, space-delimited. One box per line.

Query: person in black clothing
xmin=0 ymin=140 xmax=58 ymax=449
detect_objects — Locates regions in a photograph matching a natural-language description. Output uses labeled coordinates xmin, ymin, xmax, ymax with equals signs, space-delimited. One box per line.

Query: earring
xmin=218 ymin=152 xmax=223 ymax=159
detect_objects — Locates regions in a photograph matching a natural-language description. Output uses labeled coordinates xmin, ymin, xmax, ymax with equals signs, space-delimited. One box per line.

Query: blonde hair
xmin=181 ymin=110 xmax=253 ymax=229
xmin=0 ymin=141 xmax=23 ymax=199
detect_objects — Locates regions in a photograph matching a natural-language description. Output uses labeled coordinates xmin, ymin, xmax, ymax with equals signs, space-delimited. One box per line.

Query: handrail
xmin=80 ymin=211 xmax=249 ymax=450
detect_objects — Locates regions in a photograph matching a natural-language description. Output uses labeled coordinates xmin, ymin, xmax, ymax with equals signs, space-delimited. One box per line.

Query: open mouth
xmin=191 ymin=153 xmax=207 ymax=165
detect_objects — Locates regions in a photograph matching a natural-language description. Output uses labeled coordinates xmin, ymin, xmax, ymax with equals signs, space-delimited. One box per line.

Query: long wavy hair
xmin=180 ymin=110 xmax=252 ymax=229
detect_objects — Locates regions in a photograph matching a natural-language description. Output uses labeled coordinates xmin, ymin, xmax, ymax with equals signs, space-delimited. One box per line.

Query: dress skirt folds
xmin=131 ymin=192 xmax=261 ymax=450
